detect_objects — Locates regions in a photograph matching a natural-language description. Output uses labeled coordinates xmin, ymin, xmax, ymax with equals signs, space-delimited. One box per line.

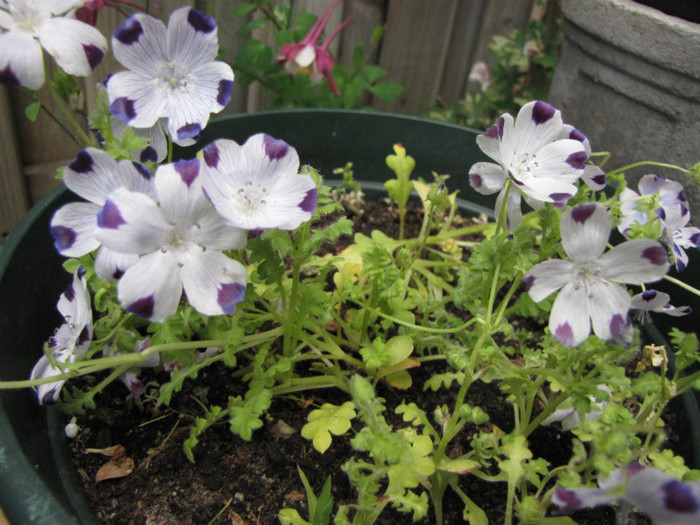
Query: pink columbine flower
xmin=523 ymin=203 xmax=669 ymax=347
xmin=50 ymin=147 xmax=156 ymax=280
xmin=75 ymin=0 xmax=158 ymax=27
xmin=553 ymin=463 xmax=700 ymax=525
xmin=276 ymin=0 xmax=354 ymax=95
xmin=107 ymin=7 xmax=234 ymax=146
xmin=95 ymin=157 xmax=248 ymax=323
xmin=468 ymin=101 xmax=588 ymax=229
xmin=30 ymin=268 xmax=93 ymax=405
xmin=199 ymin=133 xmax=318 ymax=231
xmin=0 ymin=0 xmax=107 ymax=90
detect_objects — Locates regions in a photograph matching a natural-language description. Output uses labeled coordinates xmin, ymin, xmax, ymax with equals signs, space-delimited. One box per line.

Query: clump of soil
xmin=65 ymin=197 xmax=666 ymax=524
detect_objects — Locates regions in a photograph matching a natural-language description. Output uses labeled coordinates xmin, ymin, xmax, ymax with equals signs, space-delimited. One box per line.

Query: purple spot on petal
xmin=97 ymin=200 xmax=126 ymax=229
xmin=569 ymin=128 xmax=586 ymax=143
xmin=658 ymin=208 xmax=666 ymax=221
xmin=555 ymin=322 xmax=575 ymax=347
xmin=496 ymin=116 xmax=505 ymax=139
xmin=177 ymin=122 xmax=202 ymax=141
xmin=69 ymin=149 xmax=94 ymax=173
xmin=217 ymin=282 xmax=246 ymax=314
xmin=553 ymin=488 xmax=583 ymax=512
xmin=627 ymin=462 xmax=646 ymax=476
xmin=532 ymin=101 xmax=556 ymax=125
xmin=111 ymin=97 xmax=136 ymax=122
xmin=522 ymin=275 xmax=535 ymax=291
xmin=51 ymin=225 xmax=76 ymax=252
xmin=187 ymin=8 xmax=216 ymax=33
xmin=77 ymin=265 xmax=86 ymax=278
xmin=115 ymin=17 xmax=143 ymax=44
xmin=642 ymin=245 xmax=668 ymax=266
xmin=113 ymin=268 xmax=124 ymax=279
xmin=566 ymin=151 xmax=588 ymax=169
xmin=0 ymin=65 xmax=20 ymax=86
xmin=299 ymin=187 xmax=318 ymax=214
xmin=77 ymin=325 xmax=91 ymax=346
xmin=174 ymin=158 xmax=200 ymax=187
xmin=132 ymin=161 xmax=151 ymax=179
xmin=571 ymin=203 xmax=597 ymax=224
xmin=139 ymin=147 xmax=157 ymax=164
xmin=41 ymin=388 xmax=58 ymax=405
xmin=641 ymin=290 xmax=657 ymax=302
xmin=469 ymin=173 xmax=483 ymax=189
xmin=63 ymin=283 xmax=76 ymax=302
xmin=202 ymin=142 xmax=220 ymax=168
xmin=662 ymin=480 xmax=699 ymax=513
xmin=550 ymin=193 xmax=573 ymax=207
xmin=483 ymin=125 xmax=498 ymax=139
xmin=592 ymin=174 xmax=606 ymax=187
xmin=262 ymin=134 xmax=290 ymax=160
xmin=609 ymin=313 xmax=628 ymax=337
xmin=508 ymin=170 xmax=524 ymax=186
xmin=83 ymin=44 xmax=104 ymax=70
xmin=127 ymin=295 xmax=154 ymax=319
xmin=690 ymin=232 xmax=700 ymax=246
xmin=217 ymin=79 xmax=233 ymax=106
xmin=129 ymin=379 xmax=146 ymax=398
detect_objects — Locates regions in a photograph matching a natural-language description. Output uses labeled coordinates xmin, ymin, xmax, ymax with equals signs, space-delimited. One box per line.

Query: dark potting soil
xmin=66 ymin=198 xmax=663 ymax=525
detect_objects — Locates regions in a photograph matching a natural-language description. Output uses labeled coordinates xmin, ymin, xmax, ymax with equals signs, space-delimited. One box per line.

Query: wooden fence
xmin=1 ymin=0 xmax=541 ymax=240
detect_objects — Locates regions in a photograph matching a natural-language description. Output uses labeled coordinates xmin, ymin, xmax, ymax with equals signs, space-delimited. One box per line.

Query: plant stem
xmin=47 ymin=82 xmax=93 ymax=147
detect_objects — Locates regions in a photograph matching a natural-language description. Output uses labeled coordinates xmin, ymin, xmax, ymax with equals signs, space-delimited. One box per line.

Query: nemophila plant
xmin=2 ymin=3 xmax=700 ymax=525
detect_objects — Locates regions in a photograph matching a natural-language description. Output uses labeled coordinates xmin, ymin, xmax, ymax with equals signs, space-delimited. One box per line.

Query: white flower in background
xmin=467 ymin=61 xmax=490 ymax=92
xmin=103 ymin=336 xmax=159 ymax=398
xmin=96 ymin=158 xmax=248 ymax=323
xmin=542 ymin=385 xmax=611 ymax=431
xmin=631 ymin=289 xmax=691 ymax=318
xmin=50 ymin=147 xmax=155 ymax=280
xmin=553 ymin=463 xmax=700 ymax=525
xmin=106 ymin=7 xmax=234 ymax=146
xmin=468 ymin=100 xmax=588 ymax=229
xmin=199 ymin=133 xmax=318 ymax=230
xmin=30 ymin=268 xmax=93 ymax=404
xmin=523 ymin=203 xmax=669 ymax=347
xmin=618 ymin=174 xmax=688 ymax=235
xmin=0 ymin=0 xmax=107 ymax=89
xmin=658 ymin=203 xmax=700 ymax=272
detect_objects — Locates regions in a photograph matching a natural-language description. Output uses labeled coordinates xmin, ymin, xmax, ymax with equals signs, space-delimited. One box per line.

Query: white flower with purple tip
xmin=468 ymin=100 xmax=587 ymax=229
xmin=0 ymin=0 xmax=107 ymax=89
xmin=523 ymin=203 xmax=669 ymax=347
xmin=631 ymin=289 xmax=691 ymax=318
xmin=107 ymin=7 xmax=234 ymax=146
xmin=30 ymin=268 xmax=93 ymax=404
xmin=96 ymin=157 xmax=248 ymax=323
xmin=553 ymin=463 xmax=700 ymax=525
xmin=103 ymin=336 xmax=159 ymax=398
xmin=199 ymin=133 xmax=318 ymax=231
xmin=50 ymin=147 xmax=155 ymax=280
xmin=658 ymin=203 xmax=700 ymax=272
xmin=618 ymin=174 xmax=689 ymax=237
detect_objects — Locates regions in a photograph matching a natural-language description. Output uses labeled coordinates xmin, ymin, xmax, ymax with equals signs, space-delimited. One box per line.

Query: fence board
xmin=0 ymin=87 xmax=29 ymax=241
xmin=374 ymin=0 xmax=459 ymax=115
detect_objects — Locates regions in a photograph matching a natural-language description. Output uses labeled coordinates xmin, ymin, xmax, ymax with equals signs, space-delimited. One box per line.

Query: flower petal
xmin=181 ymin=249 xmax=247 ymax=316
xmin=63 ymin=147 xmax=154 ymax=204
xmin=154 ymin=158 xmax=211 ymax=225
xmin=38 ymin=17 xmax=107 ymax=76
xmin=193 ymin=210 xmax=247 ymax=250
xmin=524 ymin=259 xmax=573 ymax=302
xmin=30 ymin=356 xmax=65 ymax=405
xmin=167 ymin=8 xmax=219 ymax=68
xmin=600 ymin=239 xmax=669 ymax=284
xmin=0 ymin=31 xmax=44 ymax=89
xmin=107 ymin=70 xmax=168 ymax=128
xmin=587 ymin=279 xmax=631 ymax=342
xmin=112 ymin=12 xmax=168 ymax=76
xmin=560 ymin=203 xmax=611 ymax=262
xmin=117 ymin=250 xmax=182 ymax=322
xmin=50 ymin=201 xmax=100 ymax=256
xmin=494 ymin=187 xmax=523 ymax=230
xmin=96 ymin=188 xmax=170 ymax=254
xmin=468 ymin=162 xmax=505 ymax=195
xmin=94 ymin=246 xmax=140 ymax=281
xmin=549 ymin=283 xmax=592 ymax=347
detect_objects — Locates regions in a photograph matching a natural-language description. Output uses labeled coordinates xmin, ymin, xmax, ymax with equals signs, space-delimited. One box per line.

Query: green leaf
xmin=25 ymin=101 xmax=41 ymax=121
xmin=370 ymin=81 xmax=403 ymax=102
xmin=301 ymin=401 xmax=356 ymax=453
xmin=363 ymin=64 xmax=387 ymax=84
xmin=230 ymin=1 xmax=256 ymax=18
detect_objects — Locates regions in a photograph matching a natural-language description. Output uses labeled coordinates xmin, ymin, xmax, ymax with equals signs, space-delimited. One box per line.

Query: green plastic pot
xmin=0 ymin=109 xmax=697 ymax=524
